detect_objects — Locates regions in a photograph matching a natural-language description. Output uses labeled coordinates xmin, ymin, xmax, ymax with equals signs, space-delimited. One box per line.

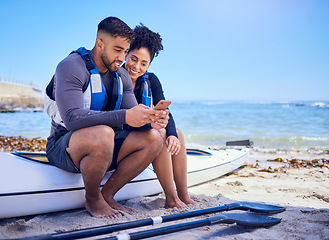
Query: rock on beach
xmin=0 ymin=135 xmax=47 ymax=152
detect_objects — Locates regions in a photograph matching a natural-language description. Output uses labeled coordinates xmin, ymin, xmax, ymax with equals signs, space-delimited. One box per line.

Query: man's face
xmin=100 ymin=35 xmax=130 ymax=72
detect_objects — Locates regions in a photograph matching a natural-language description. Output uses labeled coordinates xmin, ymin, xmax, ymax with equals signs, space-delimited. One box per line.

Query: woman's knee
xmin=176 ymin=128 xmax=184 ymax=139
xmin=176 ymin=128 xmax=185 ymax=145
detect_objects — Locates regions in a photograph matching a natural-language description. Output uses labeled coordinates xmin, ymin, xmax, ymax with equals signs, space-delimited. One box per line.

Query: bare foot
xmin=177 ymin=192 xmax=196 ymax=205
xmin=85 ymin=194 xmax=119 ymax=218
xmin=181 ymin=196 xmax=196 ymax=205
xmin=104 ymin=196 xmax=134 ymax=214
xmin=164 ymin=197 xmax=186 ymax=208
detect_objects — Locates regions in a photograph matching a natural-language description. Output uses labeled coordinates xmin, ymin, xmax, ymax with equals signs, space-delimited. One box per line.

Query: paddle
xmin=226 ymin=139 xmax=253 ymax=147
xmin=22 ymin=202 xmax=285 ymax=240
xmin=102 ymin=212 xmax=281 ymax=240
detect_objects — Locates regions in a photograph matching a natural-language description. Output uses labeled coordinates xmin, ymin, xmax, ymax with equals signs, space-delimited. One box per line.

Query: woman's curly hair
xmin=129 ymin=24 xmax=163 ymax=62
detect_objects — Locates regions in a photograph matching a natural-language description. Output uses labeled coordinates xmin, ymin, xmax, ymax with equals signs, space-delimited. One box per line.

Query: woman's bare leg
xmin=152 ymin=129 xmax=185 ymax=208
xmin=172 ymin=129 xmax=196 ymax=205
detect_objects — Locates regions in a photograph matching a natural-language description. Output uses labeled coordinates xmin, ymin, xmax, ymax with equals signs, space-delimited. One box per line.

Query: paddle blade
xmin=210 ymin=213 xmax=281 ymax=227
xmin=234 ymin=202 xmax=286 ymax=213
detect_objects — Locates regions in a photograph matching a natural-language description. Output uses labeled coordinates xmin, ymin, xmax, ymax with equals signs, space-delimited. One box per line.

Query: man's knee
xmin=157 ymin=129 xmax=167 ymax=140
xmin=86 ymin=125 xmax=115 ymax=153
xmin=67 ymin=125 xmax=115 ymax=167
xmin=147 ymin=129 xmax=163 ymax=149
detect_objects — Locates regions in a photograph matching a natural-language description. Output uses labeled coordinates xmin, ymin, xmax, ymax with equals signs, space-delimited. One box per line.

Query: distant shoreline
xmin=0 ymin=82 xmax=43 ymax=112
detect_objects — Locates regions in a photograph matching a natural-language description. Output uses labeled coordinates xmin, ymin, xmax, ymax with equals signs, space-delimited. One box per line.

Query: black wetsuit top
xmin=134 ymin=72 xmax=178 ymax=138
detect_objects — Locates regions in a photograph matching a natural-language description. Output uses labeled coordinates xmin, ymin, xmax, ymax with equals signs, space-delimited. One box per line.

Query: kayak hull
xmin=186 ymin=148 xmax=249 ymax=187
xmin=0 ymin=148 xmax=249 ymax=219
xmin=0 ymin=152 xmax=161 ymax=219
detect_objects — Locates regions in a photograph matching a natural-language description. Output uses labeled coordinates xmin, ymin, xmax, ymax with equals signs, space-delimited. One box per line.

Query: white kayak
xmin=0 ymin=147 xmax=249 ymax=219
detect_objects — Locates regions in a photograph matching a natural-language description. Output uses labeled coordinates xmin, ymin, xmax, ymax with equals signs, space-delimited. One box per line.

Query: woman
xmin=125 ymin=24 xmax=195 ymax=208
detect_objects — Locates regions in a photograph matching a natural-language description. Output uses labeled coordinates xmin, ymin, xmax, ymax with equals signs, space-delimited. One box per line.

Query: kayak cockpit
xmin=11 ymin=152 xmax=49 ymax=164
xmin=186 ymin=149 xmax=212 ymax=156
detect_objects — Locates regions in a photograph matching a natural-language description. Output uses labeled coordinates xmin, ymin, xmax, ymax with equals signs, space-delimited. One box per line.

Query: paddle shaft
xmin=21 ymin=202 xmax=284 ymax=240
xmin=106 ymin=218 xmax=212 ymax=240
xmin=23 ymin=204 xmax=231 ymax=240
xmin=102 ymin=213 xmax=281 ymax=240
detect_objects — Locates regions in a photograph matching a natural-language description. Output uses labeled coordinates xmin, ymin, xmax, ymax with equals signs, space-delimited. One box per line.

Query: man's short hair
xmin=98 ymin=17 xmax=134 ymax=42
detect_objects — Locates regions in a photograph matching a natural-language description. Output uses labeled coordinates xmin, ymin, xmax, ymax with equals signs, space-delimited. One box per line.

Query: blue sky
xmin=0 ymin=0 xmax=328 ymax=102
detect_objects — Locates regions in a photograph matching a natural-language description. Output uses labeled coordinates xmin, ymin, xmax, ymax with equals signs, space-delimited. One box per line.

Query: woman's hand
xmin=151 ymin=109 xmax=169 ymax=130
xmin=166 ymin=135 xmax=181 ymax=155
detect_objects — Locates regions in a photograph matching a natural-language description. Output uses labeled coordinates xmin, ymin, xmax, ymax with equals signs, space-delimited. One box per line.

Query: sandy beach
xmin=0 ymin=147 xmax=328 ymax=240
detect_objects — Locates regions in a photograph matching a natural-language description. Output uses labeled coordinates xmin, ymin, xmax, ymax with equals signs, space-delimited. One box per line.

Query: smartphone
xmin=153 ymin=100 xmax=171 ymax=110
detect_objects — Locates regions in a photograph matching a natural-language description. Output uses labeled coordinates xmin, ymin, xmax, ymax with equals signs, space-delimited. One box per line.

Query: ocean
xmin=0 ymin=101 xmax=328 ymax=150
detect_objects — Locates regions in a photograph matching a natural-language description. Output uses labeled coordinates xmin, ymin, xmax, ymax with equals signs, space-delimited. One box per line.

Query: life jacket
xmin=44 ymin=47 xmax=123 ymax=128
xmin=140 ymin=71 xmax=152 ymax=107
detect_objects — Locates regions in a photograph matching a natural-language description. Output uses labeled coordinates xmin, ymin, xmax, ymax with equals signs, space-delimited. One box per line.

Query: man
xmin=46 ymin=17 xmax=168 ymax=218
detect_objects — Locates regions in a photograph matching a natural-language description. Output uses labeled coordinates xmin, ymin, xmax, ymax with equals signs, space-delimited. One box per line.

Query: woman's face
xmin=125 ymin=47 xmax=151 ymax=82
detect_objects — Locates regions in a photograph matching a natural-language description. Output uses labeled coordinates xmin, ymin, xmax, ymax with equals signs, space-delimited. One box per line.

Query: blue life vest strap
xmin=75 ymin=47 xmax=106 ymax=111
xmin=114 ymin=72 xmax=123 ymax=110
xmin=75 ymin=47 xmax=122 ymax=111
xmin=141 ymin=71 xmax=152 ymax=107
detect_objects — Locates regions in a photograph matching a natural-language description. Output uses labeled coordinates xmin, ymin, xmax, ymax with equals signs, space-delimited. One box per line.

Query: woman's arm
xmin=149 ymin=73 xmax=178 ymax=138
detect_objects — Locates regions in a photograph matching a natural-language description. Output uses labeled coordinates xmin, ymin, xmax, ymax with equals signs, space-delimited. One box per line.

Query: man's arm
xmin=55 ymin=55 xmax=127 ymax=131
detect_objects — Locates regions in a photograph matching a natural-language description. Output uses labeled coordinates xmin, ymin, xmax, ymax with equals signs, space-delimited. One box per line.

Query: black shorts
xmin=46 ymin=127 xmax=131 ymax=173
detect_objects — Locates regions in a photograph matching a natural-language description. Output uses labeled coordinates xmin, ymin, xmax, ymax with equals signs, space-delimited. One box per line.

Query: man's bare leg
xmin=66 ymin=125 xmax=118 ymax=218
xmin=101 ymin=129 xmax=163 ymax=212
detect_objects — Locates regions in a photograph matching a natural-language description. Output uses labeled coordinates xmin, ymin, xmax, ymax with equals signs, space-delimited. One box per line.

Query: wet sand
xmin=0 ymin=139 xmax=328 ymax=240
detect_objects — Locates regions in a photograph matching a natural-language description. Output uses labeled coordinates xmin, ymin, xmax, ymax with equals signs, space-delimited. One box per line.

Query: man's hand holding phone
xmin=125 ymin=100 xmax=171 ymax=129
xmin=153 ymin=100 xmax=171 ymax=110
xmin=151 ymin=100 xmax=171 ymax=130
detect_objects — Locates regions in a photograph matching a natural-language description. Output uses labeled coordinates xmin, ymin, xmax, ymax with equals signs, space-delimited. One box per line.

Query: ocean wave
xmin=201 ymin=101 xmax=226 ymax=105
xmin=185 ymin=134 xmax=229 ymax=142
xmin=183 ymin=134 xmax=329 ymax=149
xmin=176 ymin=101 xmax=227 ymax=105
xmin=173 ymin=100 xmax=329 ymax=108
xmin=295 ymin=102 xmax=329 ymax=108
xmin=309 ymin=102 xmax=329 ymax=108
xmin=296 ymin=136 xmax=329 ymax=141
xmin=244 ymin=136 xmax=329 ymax=148
xmin=13 ymin=107 xmax=44 ymax=112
